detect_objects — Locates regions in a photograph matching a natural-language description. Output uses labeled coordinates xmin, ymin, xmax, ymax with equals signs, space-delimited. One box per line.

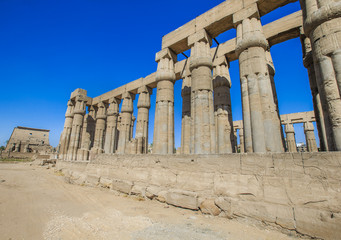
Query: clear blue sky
xmin=0 ymin=0 xmax=318 ymax=148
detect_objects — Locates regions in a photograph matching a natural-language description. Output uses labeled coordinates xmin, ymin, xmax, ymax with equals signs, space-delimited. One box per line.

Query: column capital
xmin=304 ymin=121 xmax=315 ymax=132
xmin=181 ymin=75 xmax=191 ymax=97
xmin=155 ymin=48 xmax=177 ymax=82
xmin=303 ymin=1 xmax=341 ymax=36
xmin=96 ymin=102 xmax=107 ymax=120
xmin=73 ymin=95 xmax=87 ymax=115
xmin=121 ymin=92 xmax=135 ymax=113
xmin=137 ymin=86 xmax=151 ymax=109
xmin=65 ymin=100 xmax=74 ymax=118
xmin=188 ymin=29 xmax=212 ymax=47
xmin=285 ymin=123 xmax=295 ymax=133
xmin=107 ymin=97 xmax=121 ymax=116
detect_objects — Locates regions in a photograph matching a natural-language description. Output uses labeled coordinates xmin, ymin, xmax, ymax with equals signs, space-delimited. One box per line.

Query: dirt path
xmin=0 ymin=163 xmax=304 ymax=240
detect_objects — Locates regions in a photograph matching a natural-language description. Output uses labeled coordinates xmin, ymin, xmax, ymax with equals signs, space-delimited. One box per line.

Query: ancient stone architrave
xmin=300 ymin=0 xmax=341 ymax=151
xmin=59 ymin=100 xmax=74 ymax=159
xmin=136 ymin=86 xmax=151 ymax=154
xmin=285 ymin=123 xmax=297 ymax=152
xmin=153 ymin=48 xmax=176 ymax=154
xmin=189 ymin=29 xmax=216 ymax=154
xmin=117 ymin=92 xmax=134 ymax=154
xmin=67 ymin=90 xmax=87 ymax=161
xmin=104 ymin=97 xmax=120 ymax=154
xmin=181 ymin=74 xmax=191 ymax=154
xmin=233 ymin=4 xmax=284 ymax=153
xmin=213 ymin=56 xmax=234 ymax=153
xmin=304 ymin=121 xmax=318 ymax=152
xmin=300 ymin=29 xmax=328 ymax=151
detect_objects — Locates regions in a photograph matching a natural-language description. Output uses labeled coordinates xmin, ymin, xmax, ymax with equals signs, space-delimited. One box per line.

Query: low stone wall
xmin=56 ymin=152 xmax=341 ymax=239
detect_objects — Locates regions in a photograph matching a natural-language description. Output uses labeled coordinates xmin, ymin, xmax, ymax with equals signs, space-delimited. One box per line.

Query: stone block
xmin=111 ymin=179 xmax=133 ymax=194
xmin=273 ymin=153 xmax=304 ymax=178
xmin=295 ymin=207 xmax=341 ymax=239
xmin=200 ymin=199 xmax=221 ymax=216
xmin=233 ymin=2 xmax=259 ymax=25
xmin=156 ymin=190 xmax=168 ymax=203
xmin=131 ymin=184 xmax=147 ymax=197
xmin=176 ymin=171 xmax=214 ymax=192
xmin=70 ymin=171 xmax=86 ymax=185
xmin=263 ymin=177 xmax=289 ymax=205
xmin=85 ymin=174 xmax=100 ymax=187
xmin=215 ymin=197 xmax=232 ymax=218
xmin=145 ymin=185 xmax=163 ymax=199
xmin=165 ymin=189 xmax=198 ymax=210
xmin=213 ymin=173 xmax=263 ymax=200
xmin=99 ymin=177 xmax=112 ymax=189
xmin=149 ymin=168 xmax=176 ymax=186
xmin=231 ymin=200 xmax=295 ymax=230
xmin=241 ymin=153 xmax=274 ymax=176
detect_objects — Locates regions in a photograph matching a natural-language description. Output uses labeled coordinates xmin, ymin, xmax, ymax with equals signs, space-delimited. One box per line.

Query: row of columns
xmin=59 ymin=1 xmax=340 ymax=157
xmin=284 ymin=122 xmax=318 ymax=152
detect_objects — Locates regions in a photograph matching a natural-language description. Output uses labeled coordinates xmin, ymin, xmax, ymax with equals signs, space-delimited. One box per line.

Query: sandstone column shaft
xmin=285 ymin=123 xmax=297 ymax=152
xmin=234 ymin=6 xmax=284 ymax=153
xmin=304 ymin=121 xmax=318 ymax=152
xmin=239 ymin=128 xmax=245 ymax=153
xmin=300 ymin=0 xmax=341 ymax=150
xmin=189 ymin=29 xmax=216 ymax=154
xmin=300 ymin=31 xmax=328 ymax=151
xmin=181 ymin=75 xmax=191 ymax=154
xmin=153 ymin=48 xmax=176 ymax=154
xmin=67 ymin=94 xmax=87 ymax=161
xmin=59 ymin=100 xmax=74 ymax=160
xmin=104 ymin=98 xmax=120 ymax=154
xmin=213 ymin=57 xmax=234 ymax=153
xmin=92 ymin=102 xmax=107 ymax=154
xmin=117 ymin=92 xmax=134 ymax=154
xmin=136 ymin=86 xmax=151 ymax=154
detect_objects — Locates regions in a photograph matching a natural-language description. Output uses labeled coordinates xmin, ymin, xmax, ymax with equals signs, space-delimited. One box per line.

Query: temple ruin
xmin=5 ymin=126 xmax=52 ymax=154
xmin=57 ymin=0 xmax=341 ymax=239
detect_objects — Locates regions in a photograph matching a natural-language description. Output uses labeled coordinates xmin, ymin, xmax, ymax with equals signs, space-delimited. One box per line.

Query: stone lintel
xmin=155 ymin=48 xmax=177 ymax=62
xmin=213 ymin=56 xmax=228 ymax=67
xmin=233 ymin=3 xmax=259 ymax=26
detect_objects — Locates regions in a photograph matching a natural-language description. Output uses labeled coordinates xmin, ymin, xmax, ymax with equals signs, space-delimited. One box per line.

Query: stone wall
xmin=57 ymin=152 xmax=341 ymax=239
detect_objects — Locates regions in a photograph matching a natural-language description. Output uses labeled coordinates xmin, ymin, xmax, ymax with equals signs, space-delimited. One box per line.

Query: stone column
xmin=67 ymin=94 xmax=87 ymax=161
xmin=77 ymin=110 xmax=91 ymax=161
xmin=153 ymin=48 xmax=176 ymax=154
xmin=300 ymin=0 xmax=341 ymax=150
xmin=300 ymin=30 xmax=328 ymax=151
xmin=304 ymin=121 xmax=318 ymax=152
xmin=233 ymin=4 xmax=284 ymax=153
xmin=104 ymin=97 xmax=120 ymax=154
xmin=59 ymin=100 xmax=74 ymax=160
xmin=239 ymin=128 xmax=245 ymax=153
xmin=136 ymin=86 xmax=151 ymax=154
xmin=181 ymin=75 xmax=191 ymax=154
xmin=91 ymin=102 xmax=107 ymax=156
xmin=117 ymin=92 xmax=134 ymax=154
xmin=188 ymin=29 xmax=216 ymax=154
xmin=285 ymin=123 xmax=297 ymax=152
xmin=213 ymin=57 xmax=234 ymax=153
xmin=130 ymin=115 xmax=136 ymax=140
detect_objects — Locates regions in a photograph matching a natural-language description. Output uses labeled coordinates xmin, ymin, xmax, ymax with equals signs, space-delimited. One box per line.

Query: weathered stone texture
xmin=57 ymin=152 xmax=341 ymax=239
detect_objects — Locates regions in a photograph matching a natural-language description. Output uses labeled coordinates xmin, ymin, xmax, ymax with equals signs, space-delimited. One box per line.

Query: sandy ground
xmin=0 ymin=162 xmax=305 ymax=240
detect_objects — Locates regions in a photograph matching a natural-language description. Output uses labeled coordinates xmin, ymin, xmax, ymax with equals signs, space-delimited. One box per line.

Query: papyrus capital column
xmin=213 ymin=56 xmax=234 ymax=153
xmin=304 ymin=121 xmax=318 ymax=152
xmin=188 ymin=29 xmax=216 ymax=154
xmin=59 ymin=99 xmax=74 ymax=160
xmin=153 ymin=48 xmax=176 ymax=154
xmin=67 ymin=90 xmax=87 ymax=161
xmin=136 ymin=86 xmax=151 ymax=154
xmin=104 ymin=97 xmax=120 ymax=154
xmin=233 ymin=3 xmax=284 ymax=153
xmin=117 ymin=92 xmax=135 ymax=154
xmin=285 ymin=123 xmax=297 ymax=152
xmin=181 ymin=74 xmax=191 ymax=154
xmin=90 ymin=102 xmax=107 ymax=158
xmin=300 ymin=0 xmax=341 ymax=150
